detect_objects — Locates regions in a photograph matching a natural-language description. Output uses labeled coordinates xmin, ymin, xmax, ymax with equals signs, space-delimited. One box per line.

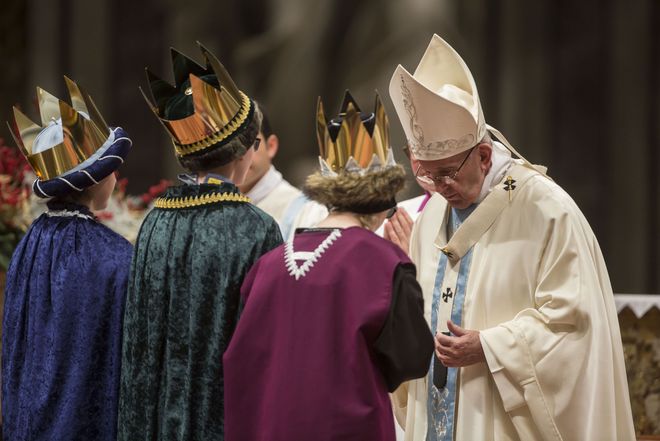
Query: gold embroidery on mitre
xmin=140 ymin=42 xmax=252 ymax=158
xmin=316 ymin=91 xmax=390 ymax=173
xmin=154 ymin=191 xmax=251 ymax=209
xmin=8 ymin=76 xmax=111 ymax=181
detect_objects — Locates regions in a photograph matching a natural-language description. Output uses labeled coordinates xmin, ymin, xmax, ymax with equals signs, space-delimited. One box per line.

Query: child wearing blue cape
xmin=2 ymin=77 xmax=133 ymax=441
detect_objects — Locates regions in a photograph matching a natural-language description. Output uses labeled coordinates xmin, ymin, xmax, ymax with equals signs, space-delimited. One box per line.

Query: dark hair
xmin=255 ymin=101 xmax=273 ymax=138
xmin=176 ymin=108 xmax=261 ymax=172
xmin=162 ymin=74 xmax=262 ymax=172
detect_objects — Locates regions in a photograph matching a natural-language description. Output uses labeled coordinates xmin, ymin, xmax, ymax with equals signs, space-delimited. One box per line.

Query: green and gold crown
xmin=7 ymin=76 xmax=110 ymax=181
xmin=141 ymin=42 xmax=253 ymax=158
xmin=316 ymin=91 xmax=395 ymax=175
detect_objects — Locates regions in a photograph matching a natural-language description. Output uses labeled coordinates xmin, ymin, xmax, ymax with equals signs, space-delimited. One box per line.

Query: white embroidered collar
xmin=284 ymin=229 xmax=342 ymax=280
xmin=476 ymin=141 xmax=513 ymax=203
xmin=46 ymin=209 xmax=95 ymax=221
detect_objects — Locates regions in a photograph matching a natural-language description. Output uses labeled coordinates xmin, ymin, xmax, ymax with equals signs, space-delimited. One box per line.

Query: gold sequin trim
xmin=154 ymin=191 xmax=251 ymax=209
xmin=174 ymin=92 xmax=252 ymax=157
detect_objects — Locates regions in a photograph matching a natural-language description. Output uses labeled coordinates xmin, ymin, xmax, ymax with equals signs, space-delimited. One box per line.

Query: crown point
xmin=316 ymin=97 xmax=329 ymax=161
xmin=63 ymin=75 xmax=90 ymax=116
xmin=36 ymin=87 xmax=62 ymax=126
xmin=170 ymin=47 xmax=207 ymax=88
xmin=144 ymin=43 xmax=252 ymax=157
xmin=316 ymin=93 xmax=395 ymax=174
xmin=340 ymin=90 xmax=360 ymax=114
xmin=198 ymin=42 xmax=241 ymax=100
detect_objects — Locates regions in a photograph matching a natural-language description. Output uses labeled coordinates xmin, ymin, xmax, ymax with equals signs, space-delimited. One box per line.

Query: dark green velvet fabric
xmin=117 ymin=182 xmax=282 ymax=441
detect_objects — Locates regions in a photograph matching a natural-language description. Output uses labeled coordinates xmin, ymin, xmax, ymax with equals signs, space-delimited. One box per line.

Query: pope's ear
xmin=266 ymin=134 xmax=279 ymax=159
xmin=477 ymin=143 xmax=492 ymax=165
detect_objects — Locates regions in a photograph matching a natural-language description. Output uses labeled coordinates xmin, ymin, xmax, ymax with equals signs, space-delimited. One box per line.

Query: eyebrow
xmin=427 ymin=165 xmax=458 ymax=175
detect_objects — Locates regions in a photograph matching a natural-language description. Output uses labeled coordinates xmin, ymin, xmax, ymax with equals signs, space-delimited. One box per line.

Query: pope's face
xmin=407 ymin=150 xmax=436 ymax=194
xmin=417 ymin=144 xmax=492 ymax=209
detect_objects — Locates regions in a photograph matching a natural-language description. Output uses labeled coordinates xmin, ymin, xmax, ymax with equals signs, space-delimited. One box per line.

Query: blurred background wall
xmin=0 ymin=0 xmax=658 ymax=294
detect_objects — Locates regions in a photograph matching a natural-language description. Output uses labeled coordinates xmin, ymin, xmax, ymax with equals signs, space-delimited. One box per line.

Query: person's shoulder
xmin=296 ymin=199 xmax=328 ymax=225
xmin=421 ymin=192 xmax=447 ymax=214
xmin=515 ymin=172 xmax=591 ymax=231
xmin=88 ymin=222 xmax=134 ymax=255
xmin=243 ymin=202 xmax=281 ymax=229
xmin=414 ymin=192 xmax=447 ymax=231
xmin=521 ymin=173 xmax=580 ymax=213
xmin=343 ymin=227 xmax=411 ymax=262
xmin=269 ymin=178 xmax=301 ymax=200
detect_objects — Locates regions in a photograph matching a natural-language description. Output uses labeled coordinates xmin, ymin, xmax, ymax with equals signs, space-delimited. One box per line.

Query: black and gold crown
xmin=141 ymin=42 xmax=253 ymax=158
xmin=8 ymin=76 xmax=111 ymax=181
xmin=305 ymin=91 xmax=404 ymax=214
xmin=316 ymin=91 xmax=395 ymax=175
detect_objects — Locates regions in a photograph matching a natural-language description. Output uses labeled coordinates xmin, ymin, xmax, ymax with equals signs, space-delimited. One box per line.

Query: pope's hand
xmin=435 ymin=321 xmax=485 ymax=367
xmin=383 ymin=208 xmax=414 ymax=256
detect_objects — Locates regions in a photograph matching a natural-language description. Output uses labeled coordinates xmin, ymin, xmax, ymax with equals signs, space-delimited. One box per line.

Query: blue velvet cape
xmin=117 ymin=182 xmax=283 ymax=441
xmin=2 ymin=201 xmax=132 ymax=441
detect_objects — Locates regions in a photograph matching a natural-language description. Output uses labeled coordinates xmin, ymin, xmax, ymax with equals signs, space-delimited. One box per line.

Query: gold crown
xmin=316 ymin=91 xmax=392 ymax=174
xmin=7 ymin=76 xmax=110 ymax=181
xmin=141 ymin=42 xmax=252 ymax=158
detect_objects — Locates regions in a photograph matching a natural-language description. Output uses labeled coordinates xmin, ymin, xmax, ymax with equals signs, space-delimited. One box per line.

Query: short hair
xmin=255 ymin=101 xmax=273 ymax=138
xmin=177 ymin=106 xmax=262 ymax=172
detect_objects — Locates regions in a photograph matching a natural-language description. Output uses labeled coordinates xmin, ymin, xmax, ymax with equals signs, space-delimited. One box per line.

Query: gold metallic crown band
xmin=143 ymin=42 xmax=253 ymax=158
xmin=317 ymin=91 xmax=389 ymax=173
xmin=154 ymin=191 xmax=251 ymax=209
xmin=173 ymin=92 xmax=251 ymax=157
xmin=9 ymin=76 xmax=111 ymax=180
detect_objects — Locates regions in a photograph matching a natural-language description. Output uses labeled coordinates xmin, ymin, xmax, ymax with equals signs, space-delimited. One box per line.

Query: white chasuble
xmin=392 ymin=163 xmax=635 ymax=441
xmin=247 ymin=166 xmax=327 ymax=240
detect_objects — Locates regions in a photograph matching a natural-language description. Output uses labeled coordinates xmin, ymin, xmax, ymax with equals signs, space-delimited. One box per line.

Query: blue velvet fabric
xmin=2 ymin=201 xmax=133 ymax=441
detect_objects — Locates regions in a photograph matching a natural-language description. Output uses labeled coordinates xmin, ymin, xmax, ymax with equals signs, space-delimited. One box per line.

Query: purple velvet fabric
xmin=224 ymin=227 xmax=410 ymax=441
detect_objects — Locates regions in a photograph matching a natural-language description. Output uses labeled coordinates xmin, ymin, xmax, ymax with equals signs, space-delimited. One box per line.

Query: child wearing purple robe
xmin=224 ymin=92 xmax=433 ymax=441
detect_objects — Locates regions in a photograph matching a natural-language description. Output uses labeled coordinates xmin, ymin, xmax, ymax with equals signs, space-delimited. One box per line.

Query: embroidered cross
xmin=442 ymin=287 xmax=453 ymax=303
xmin=504 ymin=176 xmax=517 ymax=201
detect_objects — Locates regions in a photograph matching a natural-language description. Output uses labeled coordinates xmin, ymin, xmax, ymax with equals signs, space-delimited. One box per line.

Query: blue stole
xmin=426 ymin=204 xmax=477 ymax=441
xmin=279 ymin=194 xmax=312 ymax=241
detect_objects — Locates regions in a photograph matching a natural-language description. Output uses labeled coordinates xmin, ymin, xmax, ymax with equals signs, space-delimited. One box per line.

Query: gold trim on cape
xmin=154 ymin=191 xmax=251 ymax=209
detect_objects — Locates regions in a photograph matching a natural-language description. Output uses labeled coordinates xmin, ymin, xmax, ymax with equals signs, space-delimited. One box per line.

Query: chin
xmin=448 ymin=201 xmax=471 ymax=209
xmin=444 ymin=195 xmax=475 ymax=209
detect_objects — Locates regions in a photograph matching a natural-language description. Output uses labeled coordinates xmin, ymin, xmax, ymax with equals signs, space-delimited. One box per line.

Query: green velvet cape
xmin=117 ymin=182 xmax=282 ymax=441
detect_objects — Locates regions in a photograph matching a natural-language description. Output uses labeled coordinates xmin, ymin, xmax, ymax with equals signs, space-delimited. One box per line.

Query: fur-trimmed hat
xmin=303 ymin=91 xmax=405 ymax=214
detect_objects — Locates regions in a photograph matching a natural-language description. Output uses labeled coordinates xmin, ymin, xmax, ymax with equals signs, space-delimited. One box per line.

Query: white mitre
xmin=389 ymin=34 xmax=487 ymax=161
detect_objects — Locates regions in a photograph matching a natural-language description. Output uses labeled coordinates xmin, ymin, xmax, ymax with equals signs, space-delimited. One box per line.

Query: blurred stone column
xmin=0 ymin=0 xmax=27 ymax=135
xmin=609 ymin=0 xmax=654 ymax=293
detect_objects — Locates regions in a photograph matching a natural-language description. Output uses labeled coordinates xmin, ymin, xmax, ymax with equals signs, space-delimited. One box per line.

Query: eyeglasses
xmin=252 ymin=137 xmax=261 ymax=152
xmin=414 ymin=146 xmax=475 ymax=186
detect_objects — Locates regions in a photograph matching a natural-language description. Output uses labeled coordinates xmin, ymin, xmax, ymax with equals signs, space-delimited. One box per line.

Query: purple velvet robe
xmin=224 ymin=227 xmax=420 ymax=441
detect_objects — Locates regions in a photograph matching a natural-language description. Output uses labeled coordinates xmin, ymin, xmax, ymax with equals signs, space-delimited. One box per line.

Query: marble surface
xmin=619 ymin=307 xmax=660 ymax=436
